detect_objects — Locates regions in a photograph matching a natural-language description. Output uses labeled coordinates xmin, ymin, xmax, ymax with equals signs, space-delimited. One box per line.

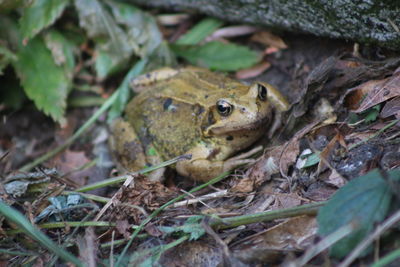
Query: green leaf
xmin=317 ymin=169 xmax=397 ymax=258
xmin=13 ymin=37 xmax=69 ymax=124
xmin=20 ymin=0 xmax=70 ymax=40
xmin=108 ymin=59 xmax=147 ymax=122
xmin=302 ymin=153 xmax=320 ymax=168
xmin=0 ymin=44 xmax=17 ymax=75
xmin=44 ymin=30 xmax=76 ymax=81
xmin=172 ymin=41 xmax=261 ymax=71
xmin=75 ymin=0 xmax=137 ymax=78
xmin=181 ymin=216 xmax=205 ymax=240
xmin=176 ymin=17 xmax=223 ymax=45
xmin=107 ymin=1 xmax=164 ymax=58
xmin=364 ymin=104 xmax=381 ymax=123
xmin=157 ymin=216 xmax=206 ymax=241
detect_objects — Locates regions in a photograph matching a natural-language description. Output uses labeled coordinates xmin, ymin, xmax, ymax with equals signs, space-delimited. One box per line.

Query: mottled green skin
xmin=129 ymin=0 xmax=400 ymax=50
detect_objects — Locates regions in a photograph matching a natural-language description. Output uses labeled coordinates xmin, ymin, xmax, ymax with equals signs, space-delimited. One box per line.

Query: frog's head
xmin=203 ymin=82 xmax=281 ymax=136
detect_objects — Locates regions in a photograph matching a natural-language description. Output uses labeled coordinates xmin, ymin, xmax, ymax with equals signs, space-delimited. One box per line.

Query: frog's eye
xmin=257 ymin=84 xmax=267 ymax=101
xmin=216 ymin=100 xmax=233 ymax=116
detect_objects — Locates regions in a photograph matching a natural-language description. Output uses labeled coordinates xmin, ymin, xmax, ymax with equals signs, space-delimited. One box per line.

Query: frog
xmin=110 ymin=67 xmax=289 ymax=182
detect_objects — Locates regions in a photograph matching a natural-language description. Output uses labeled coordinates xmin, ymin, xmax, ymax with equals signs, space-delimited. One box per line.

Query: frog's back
xmin=126 ymin=95 xmax=205 ymax=159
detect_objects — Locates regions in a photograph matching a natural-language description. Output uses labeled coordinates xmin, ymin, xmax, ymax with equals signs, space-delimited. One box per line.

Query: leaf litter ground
xmin=1 ymin=12 xmax=400 ymax=267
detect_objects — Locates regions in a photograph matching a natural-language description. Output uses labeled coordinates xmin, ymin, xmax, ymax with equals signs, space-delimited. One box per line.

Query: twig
xmin=349 ymin=119 xmax=399 ymax=150
xmin=173 ymin=189 xmax=228 ymax=207
xmin=210 ymin=201 xmax=325 ymax=230
xmin=94 ymin=154 xmax=191 ymax=221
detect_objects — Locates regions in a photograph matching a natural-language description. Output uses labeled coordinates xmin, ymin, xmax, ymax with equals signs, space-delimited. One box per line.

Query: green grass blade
xmin=0 ymin=201 xmax=83 ymax=266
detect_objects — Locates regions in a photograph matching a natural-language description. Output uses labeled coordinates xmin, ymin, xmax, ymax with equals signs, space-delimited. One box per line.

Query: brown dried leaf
xmin=317 ymin=132 xmax=346 ymax=174
xmin=235 ymin=61 xmax=271 ymax=79
xmin=232 ymin=216 xmax=316 ymax=264
xmin=160 ymin=239 xmax=222 ymax=266
xmin=302 ymin=181 xmax=337 ymax=201
xmin=347 ymin=72 xmax=400 ymax=113
xmin=381 ymin=96 xmax=400 ymax=118
xmin=113 ymin=175 xmax=178 ymax=223
xmin=56 ymin=150 xmax=90 ymax=174
xmin=280 ymin=140 xmax=300 ymax=176
xmin=325 ymin=169 xmax=346 ymax=187
xmin=270 ymin=193 xmax=302 ymax=210
xmin=115 ymin=219 xmax=130 ymax=239
xmin=250 ymin=31 xmax=287 ymax=49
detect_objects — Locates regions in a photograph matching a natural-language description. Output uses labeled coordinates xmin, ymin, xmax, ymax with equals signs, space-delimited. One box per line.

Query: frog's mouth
xmin=208 ymin=114 xmax=270 ymax=135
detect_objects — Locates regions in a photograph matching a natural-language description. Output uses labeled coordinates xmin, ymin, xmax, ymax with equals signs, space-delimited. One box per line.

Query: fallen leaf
xmin=232 ymin=216 xmax=316 ymax=264
xmin=160 ymin=239 xmax=222 ymax=266
xmin=317 ymin=132 xmax=346 ymax=174
xmin=205 ymin=25 xmax=257 ymax=41
xmin=250 ymin=31 xmax=287 ymax=49
xmin=115 ymin=219 xmax=130 ymax=239
xmin=325 ymin=169 xmax=347 ymax=188
xmin=380 ymin=96 xmax=400 ymax=119
xmin=235 ymin=61 xmax=271 ymax=79
xmin=346 ymin=72 xmax=400 ymax=113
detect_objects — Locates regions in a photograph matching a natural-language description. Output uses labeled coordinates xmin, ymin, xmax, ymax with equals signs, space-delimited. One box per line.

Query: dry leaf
xmin=325 ymin=169 xmax=346 ymax=187
xmin=251 ymin=31 xmax=287 ymax=49
xmin=381 ymin=96 xmax=400 ymax=119
xmin=232 ymin=216 xmax=316 ymax=264
xmin=235 ymin=61 xmax=271 ymax=79
xmin=346 ymin=72 xmax=400 ymax=113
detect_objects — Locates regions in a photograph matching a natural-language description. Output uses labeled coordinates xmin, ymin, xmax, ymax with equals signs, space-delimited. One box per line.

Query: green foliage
xmin=301 ymin=152 xmax=320 ymax=168
xmin=44 ymin=30 xmax=76 ymax=81
xmin=159 ymin=215 xmax=206 ymax=241
xmin=317 ymin=169 xmax=398 ymax=258
xmin=176 ymin=17 xmax=223 ymax=45
xmin=0 ymin=200 xmax=83 ymax=266
xmin=348 ymin=104 xmax=381 ymax=124
xmin=20 ymin=0 xmax=70 ymax=40
xmin=108 ymin=59 xmax=147 ymax=122
xmin=13 ymin=36 xmax=70 ymax=124
xmin=74 ymin=0 xmax=132 ymax=78
xmin=1 ymin=0 xmax=261 ymax=124
xmin=0 ymin=44 xmax=17 ymax=75
xmin=172 ymin=41 xmax=261 ymax=71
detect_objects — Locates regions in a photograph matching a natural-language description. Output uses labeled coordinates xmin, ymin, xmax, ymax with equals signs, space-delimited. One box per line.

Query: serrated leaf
xmin=317 ymin=169 xmax=397 ymax=258
xmin=13 ymin=37 xmax=69 ymax=124
xmin=74 ymin=0 xmax=133 ymax=78
xmin=176 ymin=17 xmax=223 ymax=45
xmin=107 ymin=1 xmax=164 ymax=58
xmin=20 ymin=0 xmax=69 ymax=40
xmin=44 ymin=30 xmax=76 ymax=81
xmin=172 ymin=41 xmax=261 ymax=71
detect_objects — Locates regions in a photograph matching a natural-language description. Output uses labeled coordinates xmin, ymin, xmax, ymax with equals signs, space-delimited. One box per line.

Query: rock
xmin=128 ymin=0 xmax=400 ymax=50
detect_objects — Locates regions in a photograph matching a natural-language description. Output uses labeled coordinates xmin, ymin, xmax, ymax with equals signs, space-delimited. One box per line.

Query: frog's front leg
xmin=176 ymin=145 xmax=262 ymax=182
xmin=109 ymin=119 xmax=165 ymax=182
